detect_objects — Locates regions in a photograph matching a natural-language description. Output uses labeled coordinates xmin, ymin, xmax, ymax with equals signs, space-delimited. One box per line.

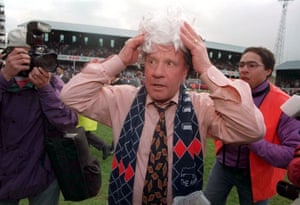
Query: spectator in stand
xmin=205 ymin=47 xmax=300 ymax=205
xmin=56 ymin=66 xmax=71 ymax=83
xmin=60 ymin=9 xmax=265 ymax=205
xmin=136 ymin=70 xmax=144 ymax=86
xmin=0 ymin=28 xmax=77 ymax=205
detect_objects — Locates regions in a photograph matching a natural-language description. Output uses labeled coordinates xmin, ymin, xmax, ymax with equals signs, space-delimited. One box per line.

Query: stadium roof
xmin=19 ymin=20 xmax=245 ymax=53
xmin=19 ymin=20 xmax=138 ymax=38
xmin=275 ymin=60 xmax=300 ymax=70
xmin=204 ymin=41 xmax=245 ymax=53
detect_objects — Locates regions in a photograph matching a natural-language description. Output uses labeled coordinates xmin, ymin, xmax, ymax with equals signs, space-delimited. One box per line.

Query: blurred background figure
xmin=78 ymin=114 xmax=113 ymax=160
xmin=56 ymin=66 xmax=71 ymax=83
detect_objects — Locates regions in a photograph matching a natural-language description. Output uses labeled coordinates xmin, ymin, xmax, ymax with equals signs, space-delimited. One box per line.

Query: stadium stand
xmin=17 ymin=20 xmax=287 ymax=91
xmin=275 ymin=60 xmax=300 ymax=95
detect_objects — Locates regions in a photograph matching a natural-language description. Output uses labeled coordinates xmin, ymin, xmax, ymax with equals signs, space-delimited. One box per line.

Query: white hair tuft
xmin=138 ymin=6 xmax=197 ymax=54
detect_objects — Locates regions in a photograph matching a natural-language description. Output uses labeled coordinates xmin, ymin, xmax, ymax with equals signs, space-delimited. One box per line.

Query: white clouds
xmin=3 ymin=0 xmax=300 ymax=61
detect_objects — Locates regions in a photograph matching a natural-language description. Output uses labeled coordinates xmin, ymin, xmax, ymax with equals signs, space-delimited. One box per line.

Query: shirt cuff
xmin=202 ymin=66 xmax=242 ymax=103
xmin=101 ymin=55 xmax=127 ymax=78
xmin=204 ymin=65 xmax=232 ymax=87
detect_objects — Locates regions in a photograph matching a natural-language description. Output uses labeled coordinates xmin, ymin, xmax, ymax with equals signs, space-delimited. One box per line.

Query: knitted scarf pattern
xmin=108 ymin=85 xmax=203 ymax=204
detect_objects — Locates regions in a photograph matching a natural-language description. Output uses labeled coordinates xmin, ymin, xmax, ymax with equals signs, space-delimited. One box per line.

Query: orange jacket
xmin=215 ymin=83 xmax=289 ymax=202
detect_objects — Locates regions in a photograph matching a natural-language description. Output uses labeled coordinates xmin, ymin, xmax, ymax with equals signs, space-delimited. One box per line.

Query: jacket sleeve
xmin=250 ymin=114 xmax=300 ymax=168
xmin=60 ymin=55 xmax=128 ymax=126
xmin=38 ymin=75 xmax=78 ymax=131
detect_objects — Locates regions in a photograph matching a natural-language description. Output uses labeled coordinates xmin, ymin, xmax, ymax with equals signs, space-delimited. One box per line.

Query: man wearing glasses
xmin=205 ymin=47 xmax=300 ymax=205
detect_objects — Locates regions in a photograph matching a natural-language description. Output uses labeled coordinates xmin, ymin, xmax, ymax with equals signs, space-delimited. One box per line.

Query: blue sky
xmin=3 ymin=0 xmax=300 ymax=62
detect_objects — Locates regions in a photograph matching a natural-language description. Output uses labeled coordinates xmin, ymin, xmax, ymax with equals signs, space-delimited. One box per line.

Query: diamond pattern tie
xmin=142 ymin=103 xmax=170 ymax=205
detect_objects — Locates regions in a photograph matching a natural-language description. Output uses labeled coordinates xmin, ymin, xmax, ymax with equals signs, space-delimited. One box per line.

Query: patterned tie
xmin=142 ymin=103 xmax=171 ymax=205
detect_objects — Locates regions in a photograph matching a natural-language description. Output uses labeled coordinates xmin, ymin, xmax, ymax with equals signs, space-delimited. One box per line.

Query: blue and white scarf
xmin=109 ymin=85 xmax=203 ymax=204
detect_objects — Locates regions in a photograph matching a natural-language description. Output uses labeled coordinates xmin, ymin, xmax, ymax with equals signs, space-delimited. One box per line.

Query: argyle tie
xmin=142 ymin=103 xmax=171 ymax=205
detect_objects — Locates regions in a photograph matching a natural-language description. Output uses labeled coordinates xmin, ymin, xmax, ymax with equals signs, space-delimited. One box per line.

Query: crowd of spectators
xmin=276 ymin=77 xmax=300 ymax=95
xmin=47 ymin=42 xmax=300 ymax=94
xmin=51 ymin=44 xmax=240 ymax=91
xmin=48 ymin=42 xmax=121 ymax=58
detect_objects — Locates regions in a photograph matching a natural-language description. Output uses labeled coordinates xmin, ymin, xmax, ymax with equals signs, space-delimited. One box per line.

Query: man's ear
xmin=266 ymin=68 xmax=273 ymax=78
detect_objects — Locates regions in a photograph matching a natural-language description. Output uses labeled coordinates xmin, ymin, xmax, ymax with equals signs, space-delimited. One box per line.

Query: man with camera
xmin=0 ymin=24 xmax=78 ymax=204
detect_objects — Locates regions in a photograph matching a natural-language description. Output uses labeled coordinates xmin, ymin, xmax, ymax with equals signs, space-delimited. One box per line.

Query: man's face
xmin=238 ymin=51 xmax=272 ymax=89
xmin=143 ymin=45 xmax=189 ymax=104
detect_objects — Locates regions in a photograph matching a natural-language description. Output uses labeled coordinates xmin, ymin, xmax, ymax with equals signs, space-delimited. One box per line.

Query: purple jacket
xmin=217 ymin=80 xmax=300 ymax=169
xmin=0 ymin=73 xmax=78 ymax=199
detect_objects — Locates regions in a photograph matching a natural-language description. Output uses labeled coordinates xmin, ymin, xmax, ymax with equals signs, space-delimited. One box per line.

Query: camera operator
xmin=0 ymin=26 xmax=78 ymax=205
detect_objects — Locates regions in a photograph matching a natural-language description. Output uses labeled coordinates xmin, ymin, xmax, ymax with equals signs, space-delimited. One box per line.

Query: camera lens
xmin=31 ymin=52 xmax=58 ymax=72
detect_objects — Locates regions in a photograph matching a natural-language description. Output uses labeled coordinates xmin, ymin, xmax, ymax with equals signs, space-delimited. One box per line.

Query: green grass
xmin=21 ymin=123 xmax=293 ymax=204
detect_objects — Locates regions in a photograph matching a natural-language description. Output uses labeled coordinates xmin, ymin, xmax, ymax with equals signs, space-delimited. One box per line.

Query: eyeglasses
xmin=237 ymin=61 xmax=264 ymax=70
